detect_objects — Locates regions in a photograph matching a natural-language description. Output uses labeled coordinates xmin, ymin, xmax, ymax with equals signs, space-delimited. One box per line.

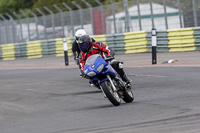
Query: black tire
xmin=100 ymin=80 xmax=121 ymax=106
xmin=122 ymin=88 xmax=134 ymax=103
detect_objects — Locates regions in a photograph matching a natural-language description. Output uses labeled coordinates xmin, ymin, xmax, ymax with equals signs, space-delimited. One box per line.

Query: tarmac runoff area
xmin=0 ymin=51 xmax=200 ymax=133
xmin=0 ymin=51 xmax=200 ymax=70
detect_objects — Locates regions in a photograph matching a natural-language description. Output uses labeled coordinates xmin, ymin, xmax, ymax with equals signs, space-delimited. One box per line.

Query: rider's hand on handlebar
xmin=80 ymin=70 xmax=89 ymax=79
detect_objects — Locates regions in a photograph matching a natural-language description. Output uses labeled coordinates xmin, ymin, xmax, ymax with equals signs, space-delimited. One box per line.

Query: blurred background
xmin=0 ymin=0 xmax=200 ymax=44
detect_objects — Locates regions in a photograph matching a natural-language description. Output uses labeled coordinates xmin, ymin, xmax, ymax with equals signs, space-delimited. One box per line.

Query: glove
xmin=80 ymin=70 xmax=88 ymax=79
xmin=73 ymin=52 xmax=79 ymax=65
xmin=75 ymin=59 xmax=79 ymax=65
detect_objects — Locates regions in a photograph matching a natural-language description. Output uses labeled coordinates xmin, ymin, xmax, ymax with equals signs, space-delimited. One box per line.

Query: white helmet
xmin=75 ymin=29 xmax=86 ymax=43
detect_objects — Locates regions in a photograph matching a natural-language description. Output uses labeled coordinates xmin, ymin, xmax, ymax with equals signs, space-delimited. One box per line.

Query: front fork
xmin=99 ymin=75 xmax=118 ymax=98
xmin=106 ymin=75 xmax=118 ymax=92
xmin=114 ymin=74 xmax=127 ymax=89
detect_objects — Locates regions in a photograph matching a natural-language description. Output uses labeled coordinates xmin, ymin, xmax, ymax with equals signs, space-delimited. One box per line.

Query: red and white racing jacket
xmin=79 ymin=42 xmax=110 ymax=71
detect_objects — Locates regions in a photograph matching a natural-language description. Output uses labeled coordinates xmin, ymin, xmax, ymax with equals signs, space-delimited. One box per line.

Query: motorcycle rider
xmin=72 ymin=29 xmax=95 ymax=65
xmin=78 ymin=34 xmax=131 ymax=84
xmin=72 ymin=29 xmax=115 ymax=67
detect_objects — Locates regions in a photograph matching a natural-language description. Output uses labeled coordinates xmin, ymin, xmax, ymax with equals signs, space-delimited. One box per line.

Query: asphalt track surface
xmin=0 ymin=51 xmax=200 ymax=133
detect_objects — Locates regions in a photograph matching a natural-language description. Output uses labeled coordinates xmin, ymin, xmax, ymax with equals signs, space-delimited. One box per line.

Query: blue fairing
xmin=84 ymin=54 xmax=117 ymax=85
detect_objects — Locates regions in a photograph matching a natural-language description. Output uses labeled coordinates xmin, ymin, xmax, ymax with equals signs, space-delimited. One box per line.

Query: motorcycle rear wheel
xmin=122 ymin=86 xmax=134 ymax=103
xmin=100 ymin=80 xmax=121 ymax=106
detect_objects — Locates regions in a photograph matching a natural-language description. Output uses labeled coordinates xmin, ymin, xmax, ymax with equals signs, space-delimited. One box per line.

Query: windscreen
xmin=85 ymin=54 xmax=100 ymax=65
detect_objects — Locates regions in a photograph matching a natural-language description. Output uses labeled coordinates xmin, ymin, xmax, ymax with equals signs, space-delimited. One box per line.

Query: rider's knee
xmin=111 ymin=60 xmax=123 ymax=69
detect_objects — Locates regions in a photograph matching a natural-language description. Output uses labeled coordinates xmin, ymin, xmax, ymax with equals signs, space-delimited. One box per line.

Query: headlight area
xmin=87 ymin=71 xmax=96 ymax=77
xmin=97 ymin=64 xmax=104 ymax=73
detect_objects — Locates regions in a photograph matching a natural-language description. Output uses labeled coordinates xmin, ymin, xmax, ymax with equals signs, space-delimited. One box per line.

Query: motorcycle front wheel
xmin=100 ymin=80 xmax=121 ymax=106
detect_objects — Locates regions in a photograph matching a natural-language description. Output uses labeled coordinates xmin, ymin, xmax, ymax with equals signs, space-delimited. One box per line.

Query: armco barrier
xmin=0 ymin=46 xmax=1 ymax=59
xmin=106 ymin=33 xmax=125 ymax=54
xmin=19 ymin=42 xmax=27 ymax=58
xmin=26 ymin=41 xmax=42 ymax=59
xmin=91 ymin=34 xmax=125 ymax=54
xmin=124 ymin=31 xmax=148 ymax=54
xmin=113 ymin=33 xmax=125 ymax=54
xmin=193 ymin=27 xmax=200 ymax=51
xmin=47 ymin=39 xmax=56 ymax=56
xmin=0 ymin=27 xmax=200 ymax=61
xmin=0 ymin=38 xmax=73 ymax=61
xmin=90 ymin=35 xmax=107 ymax=44
xmin=167 ymin=28 xmax=196 ymax=52
xmin=1 ymin=44 xmax=15 ymax=61
xmin=41 ymin=40 xmax=49 ymax=57
xmin=66 ymin=38 xmax=73 ymax=56
xmin=55 ymin=38 xmax=64 ymax=57
xmin=55 ymin=38 xmax=73 ymax=57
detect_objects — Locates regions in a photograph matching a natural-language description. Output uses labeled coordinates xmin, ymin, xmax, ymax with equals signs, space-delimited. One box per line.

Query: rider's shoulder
xmin=94 ymin=42 xmax=104 ymax=48
xmin=91 ymin=38 xmax=96 ymax=42
xmin=72 ymin=40 xmax=78 ymax=45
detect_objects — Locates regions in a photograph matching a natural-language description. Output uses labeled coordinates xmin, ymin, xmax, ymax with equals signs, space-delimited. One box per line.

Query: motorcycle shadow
xmin=87 ymin=103 xmax=136 ymax=111
xmin=74 ymin=100 xmax=134 ymax=111
xmin=68 ymin=90 xmax=102 ymax=96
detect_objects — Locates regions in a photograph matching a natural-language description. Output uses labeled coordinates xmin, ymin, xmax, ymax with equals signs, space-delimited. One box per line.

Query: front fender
xmin=99 ymin=78 xmax=109 ymax=84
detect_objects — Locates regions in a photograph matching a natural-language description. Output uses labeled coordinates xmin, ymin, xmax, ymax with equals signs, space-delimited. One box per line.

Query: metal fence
xmin=0 ymin=0 xmax=200 ymax=45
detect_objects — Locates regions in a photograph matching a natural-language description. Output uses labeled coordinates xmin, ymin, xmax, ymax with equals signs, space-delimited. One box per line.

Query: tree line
xmin=0 ymin=0 xmax=123 ymax=19
xmin=0 ymin=0 xmax=195 ymax=20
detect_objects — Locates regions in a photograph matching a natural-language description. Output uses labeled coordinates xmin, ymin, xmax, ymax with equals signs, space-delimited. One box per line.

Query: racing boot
xmin=116 ymin=67 xmax=132 ymax=84
xmin=111 ymin=60 xmax=131 ymax=85
xmin=122 ymin=75 xmax=132 ymax=84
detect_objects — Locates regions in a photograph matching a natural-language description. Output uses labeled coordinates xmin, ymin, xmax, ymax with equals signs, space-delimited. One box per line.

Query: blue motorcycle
xmin=84 ymin=54 xmax=134 ymax=106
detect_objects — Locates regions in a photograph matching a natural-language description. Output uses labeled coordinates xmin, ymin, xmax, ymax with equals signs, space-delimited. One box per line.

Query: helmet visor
xmin=79 ymin=42 xmax=89 ymax=52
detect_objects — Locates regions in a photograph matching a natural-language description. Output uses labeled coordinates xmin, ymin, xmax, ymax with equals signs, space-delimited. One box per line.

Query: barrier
xmin=124 ymin=31 xmax=148 ymax=54
xmin=66 ymin=38 xmax=73 ymax=56
xmin=193 ymin=27 xmax=200 ymax=51
xmin=26 ymin=41 xmax=42 ymax=59
xmin=47 ymin=39 xmax=56 ymax=56
xmin=106 ymin=33 xmax=125 ymax=54
xmin=53 ymin=38 xmax=73 ymax=57
xmin=90 ymin=34 xmax=107 ymax=44
xmin=19 ymin=42 xmax=27 ymax=58
xmin=1 ymin=44 xmax=15 ymax=60
xmin=0 ymin=27 xmax=200 ymax=61
xmin=55 ymin=38 xmax=64 ymax=57
xmin=167 ymin=28 xmax=196 ymax=52
xmin=41 ymin=40 xmax=49 ymax=57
